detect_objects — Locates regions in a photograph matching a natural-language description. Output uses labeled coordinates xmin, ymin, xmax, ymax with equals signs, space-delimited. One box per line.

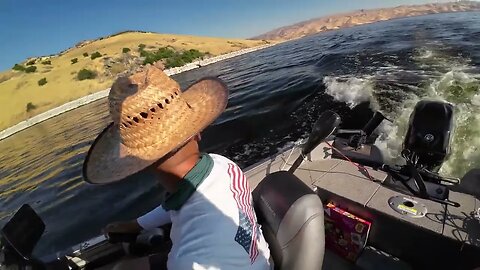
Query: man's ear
xmin=194 ymin=133 xmax=202 ymax=142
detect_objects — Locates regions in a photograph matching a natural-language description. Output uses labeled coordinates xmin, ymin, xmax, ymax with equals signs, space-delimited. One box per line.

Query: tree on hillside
xmin=71 ymin=58 xmax=78 ymax=64
xmin=26 ymin=102 xmax=37 ymax=112
xmin=77 ymin=69 xmax=97 ymax=80
xmin=90 ymin=52 xmax=102 ymax=60
xmin=12 ymin=64 xmax=25 ymax=71
xmin=25 ymin=66 xmax=37 ymax=73
xmin=26 ymin=59 xmax=36 ymax=66
xmin=38 ymin=78 xmax=47 ymax=86
xmin=122 ymin=48 xmax=131 ymax=53
xmin=83 ymin=52 xmax=89 ymax=57
xmin=41 ymin=60 xmax=51 ymax=65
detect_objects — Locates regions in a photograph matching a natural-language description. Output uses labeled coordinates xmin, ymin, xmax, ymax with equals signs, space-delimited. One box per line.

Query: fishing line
xmin=324 ymin=141 xmax=375 ymax=182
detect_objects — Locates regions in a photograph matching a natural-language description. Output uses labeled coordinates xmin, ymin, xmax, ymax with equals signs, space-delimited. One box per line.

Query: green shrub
xmin=71 ymin=58 xmax=78 ymax=64
xmin=41 ymin=60 xmax=51 ymax=65
xmin=122 ymin=47 xmax=131 ymax=53
xmin=90 ymin=51 xmax=102 ymax=60
xmin=138 ymin=44 xmax=146 ymax=51
xmin=142 ymin=47 xmax=177 ymax=65
xmin=139 ymin=49 xmax=148 ymax=57
xmin=12 ymin=64 xmax=25 ymax=71
xmin=26 ymin=59 xmax=36 ymax=66
xmin=181 ymin=49 xmax=204 ymax=62
xmin=38 ymin=78 xmax=47 ymax=86
xmin=83 ymin=52 xmax=89 ymax=57
xmin=143 ymin=54 xmax=156 ymax=65
xmin=25 ymin=66 xmax=37 ymax=73
xmin=77 ymin=69 xmax=97 ymax=80
xmin=157 ymin=47 xmax=176 ymax=58
xmin=165 ymin=57 xmax=185 ymax=68
xmin=26 ymin=102 xmax=37 ymax=112
xmin=164 ymin=49 xmax=205 ymax=68
xmin=139 ymin=47 xmax=206 ymax=67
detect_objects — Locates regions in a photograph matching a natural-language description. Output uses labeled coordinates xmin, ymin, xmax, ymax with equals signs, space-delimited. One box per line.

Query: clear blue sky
xmin=0 ymin=0 xmax=444 ymax=70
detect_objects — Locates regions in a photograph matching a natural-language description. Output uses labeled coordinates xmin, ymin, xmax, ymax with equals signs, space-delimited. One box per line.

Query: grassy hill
xmin=0 ymin=31 xmax=270 ymax=130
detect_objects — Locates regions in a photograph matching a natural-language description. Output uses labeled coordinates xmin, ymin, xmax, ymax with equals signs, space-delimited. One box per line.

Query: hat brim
xmin=83 ymin=77 xmax=228 ymax=184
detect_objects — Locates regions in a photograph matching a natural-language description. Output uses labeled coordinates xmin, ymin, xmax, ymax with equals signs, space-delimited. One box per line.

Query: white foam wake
xmin=323 ymin=76 xmax=375 ymax=109
xmin=324 ymin=69 xmax=480 ymax=178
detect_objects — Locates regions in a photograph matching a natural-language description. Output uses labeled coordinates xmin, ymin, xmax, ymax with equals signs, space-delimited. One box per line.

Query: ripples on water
xmin=0 ymin=12 xmax=479 ymax=257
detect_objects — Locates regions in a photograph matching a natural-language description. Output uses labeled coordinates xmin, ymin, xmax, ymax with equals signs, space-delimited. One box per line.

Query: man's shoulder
xmin=208 ymin=153 xmax=237 ymax=166
xmin=207 ymin=153 xmax=245 ymax=179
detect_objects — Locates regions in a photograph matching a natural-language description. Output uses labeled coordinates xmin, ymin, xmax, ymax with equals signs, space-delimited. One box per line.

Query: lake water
xmin=1 ymin=12 xmax=479 ymax=257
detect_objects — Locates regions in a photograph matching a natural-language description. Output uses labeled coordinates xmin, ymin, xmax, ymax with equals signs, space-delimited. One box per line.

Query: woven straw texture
xmin=83 ymin=66 xmax=228 ymax=184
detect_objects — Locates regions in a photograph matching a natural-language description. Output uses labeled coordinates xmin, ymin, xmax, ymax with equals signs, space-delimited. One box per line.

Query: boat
xmin=1 ymin=99 xmax=480 ymax=270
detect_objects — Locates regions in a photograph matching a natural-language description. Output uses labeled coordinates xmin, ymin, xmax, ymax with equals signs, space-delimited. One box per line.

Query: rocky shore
xmin=0 ymin=44 xmax=274 ymax=141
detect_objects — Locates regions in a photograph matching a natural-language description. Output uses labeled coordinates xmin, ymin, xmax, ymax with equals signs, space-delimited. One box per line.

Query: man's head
xmin=82 ymin=66 xmax=228 ymax=184
xmin=148 ymin=133 xmax=202 ymax=192
xmin=151 ymin=134 xmax=201 ymax=174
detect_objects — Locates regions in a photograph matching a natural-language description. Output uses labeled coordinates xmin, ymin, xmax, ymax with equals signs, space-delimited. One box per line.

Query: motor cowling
xmin=403 ymin=100 xmax=454 ymax=171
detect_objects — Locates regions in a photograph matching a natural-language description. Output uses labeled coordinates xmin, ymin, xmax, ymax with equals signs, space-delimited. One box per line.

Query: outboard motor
xmin=403 ymin=100 xmax=454 ymax=171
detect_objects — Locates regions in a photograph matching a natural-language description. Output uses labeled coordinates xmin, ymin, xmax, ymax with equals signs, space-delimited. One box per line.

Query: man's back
xmin=168 ymin=154 xmax=271 ymax=270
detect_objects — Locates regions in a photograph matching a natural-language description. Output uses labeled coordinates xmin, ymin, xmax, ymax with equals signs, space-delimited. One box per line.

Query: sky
xmin=0 ymin=0 xmax=452 ymax=70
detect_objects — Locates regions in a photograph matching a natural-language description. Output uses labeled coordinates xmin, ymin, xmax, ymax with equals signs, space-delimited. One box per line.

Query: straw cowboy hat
xmin=83 ymin=66 xmax=228 ymax=184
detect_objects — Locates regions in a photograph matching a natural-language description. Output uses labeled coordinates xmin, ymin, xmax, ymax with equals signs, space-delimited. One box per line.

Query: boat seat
xmin=252 ymin=171 xmax=325 ymax=270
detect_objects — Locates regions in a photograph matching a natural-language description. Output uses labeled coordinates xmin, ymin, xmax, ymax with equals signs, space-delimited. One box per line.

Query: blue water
xmin=0 ymin=12 xmax=479 ymax=257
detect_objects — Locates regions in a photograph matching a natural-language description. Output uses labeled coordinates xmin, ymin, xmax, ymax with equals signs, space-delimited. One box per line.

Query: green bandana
xmin=162 ymin=153 xmax=214 ymax=211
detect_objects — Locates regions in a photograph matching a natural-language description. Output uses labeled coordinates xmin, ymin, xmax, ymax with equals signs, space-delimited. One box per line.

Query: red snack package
xmin=324 ymin=202 xmax=372 ymax=262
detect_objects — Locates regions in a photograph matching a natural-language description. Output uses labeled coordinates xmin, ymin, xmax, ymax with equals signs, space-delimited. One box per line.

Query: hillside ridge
xmin=253 ymin=1 xmax=480 ymax=40
xmin=0 ymin=31 xmax=270 ymax=130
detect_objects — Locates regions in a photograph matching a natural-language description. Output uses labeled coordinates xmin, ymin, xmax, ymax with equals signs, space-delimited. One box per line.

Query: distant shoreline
xmin=0 ymin=44 xmax=274 ymax=141
xmin=253 ymin=2 xmax=480 ymax=40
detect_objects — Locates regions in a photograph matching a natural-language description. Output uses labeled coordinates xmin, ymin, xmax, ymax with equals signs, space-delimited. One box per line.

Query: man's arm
xmin=104 ymin=206 xmax=171 ymax=235
xmin=137 ymin=205 xmax=171 ymax=230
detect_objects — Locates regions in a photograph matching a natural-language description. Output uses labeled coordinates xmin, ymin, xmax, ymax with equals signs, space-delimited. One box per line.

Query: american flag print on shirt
xmin=227 ymin=163 xmax=259 ymax=264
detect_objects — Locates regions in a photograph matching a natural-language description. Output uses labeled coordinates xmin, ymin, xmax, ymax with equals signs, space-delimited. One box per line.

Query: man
xmin=83 ymin=66 xmax=271 ymax=269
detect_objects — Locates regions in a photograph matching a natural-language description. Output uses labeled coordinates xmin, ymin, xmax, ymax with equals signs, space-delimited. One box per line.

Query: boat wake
xmin=324 ymin=59 xmax=480 ymax=177
xmin=323 ymin=76 xmax=374 ymax=109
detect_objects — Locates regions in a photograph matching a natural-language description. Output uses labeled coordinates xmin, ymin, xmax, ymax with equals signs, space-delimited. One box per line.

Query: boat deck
xmin=248 ymin=142 xmax=480 ymax=246
xmin=246 ymin=142 xmax=480 ymax=269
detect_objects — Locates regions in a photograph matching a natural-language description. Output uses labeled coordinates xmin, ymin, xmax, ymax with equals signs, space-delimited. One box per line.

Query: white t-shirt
xmin=137 ymin=154 xmax=271 ymax=270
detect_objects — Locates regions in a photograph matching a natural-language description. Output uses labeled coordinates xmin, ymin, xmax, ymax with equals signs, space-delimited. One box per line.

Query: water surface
xmin=1 ymin=12 xmax=479 ymax=257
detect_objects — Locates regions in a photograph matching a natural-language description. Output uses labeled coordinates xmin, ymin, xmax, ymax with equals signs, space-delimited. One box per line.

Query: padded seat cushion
xmin=253 ymin=171 xmax=325 ymax=270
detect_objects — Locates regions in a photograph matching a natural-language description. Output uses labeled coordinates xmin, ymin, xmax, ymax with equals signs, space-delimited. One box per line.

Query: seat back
xmin=253 ymin=171 xmax=325 ymax=270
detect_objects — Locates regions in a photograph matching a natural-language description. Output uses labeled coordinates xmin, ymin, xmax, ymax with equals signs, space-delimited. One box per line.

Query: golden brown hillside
xmin=0 ymin=32 xmax=270 ymax=130
xmin=253 ymin=1 xmax=480 ymax=40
